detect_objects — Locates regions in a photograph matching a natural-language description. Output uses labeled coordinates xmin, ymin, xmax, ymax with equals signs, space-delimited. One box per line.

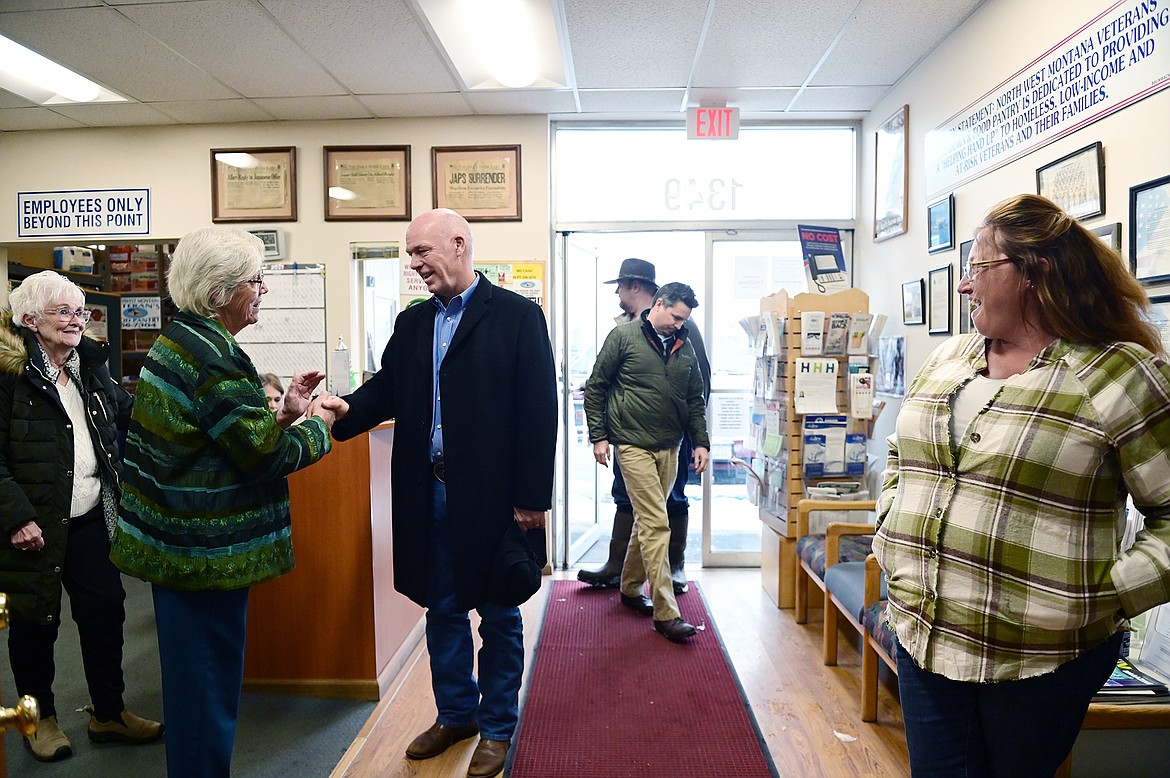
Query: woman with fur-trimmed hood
xmin=0 ymin=271 xmax=161 ymax=763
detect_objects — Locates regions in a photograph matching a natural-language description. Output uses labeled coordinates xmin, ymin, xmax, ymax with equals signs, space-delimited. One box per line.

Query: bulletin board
xmin=234 ymin=264 xmax=327 ymax=388
xmin=398 ymin=258 xmax=547 ymax=315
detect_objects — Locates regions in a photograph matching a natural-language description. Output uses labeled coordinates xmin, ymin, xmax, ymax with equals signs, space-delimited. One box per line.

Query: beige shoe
xmin=24 ymin=714 xmax=73 ymax=762
xmin=85 ymin=707 xmax=164 ymax=744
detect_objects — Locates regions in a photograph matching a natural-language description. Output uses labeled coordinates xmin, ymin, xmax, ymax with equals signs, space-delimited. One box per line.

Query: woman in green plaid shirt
xmin=875 ymin=194 xmax=1170 ymax=776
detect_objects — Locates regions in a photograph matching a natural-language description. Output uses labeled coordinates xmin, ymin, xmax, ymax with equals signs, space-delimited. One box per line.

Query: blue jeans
xmin=895 ymin=631 xmax=1122 ymax=777
xmin=425 ymin=480 xmax=524 ymax=742
xmin=152 ymin=585 xmax=250 ymax=778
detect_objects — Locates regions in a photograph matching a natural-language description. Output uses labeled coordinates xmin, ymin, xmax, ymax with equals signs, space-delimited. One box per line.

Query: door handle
xmin=0 ymin=592 xmax=41 ymax=736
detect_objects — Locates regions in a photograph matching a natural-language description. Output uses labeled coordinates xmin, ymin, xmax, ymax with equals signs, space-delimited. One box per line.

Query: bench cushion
xmin=824 ymin=561 xmax=888 ymax=621
xmin=863 ymin=601 xmax=897 ymax=659
xmin=796 ymin=533 xmax=874 ymax=579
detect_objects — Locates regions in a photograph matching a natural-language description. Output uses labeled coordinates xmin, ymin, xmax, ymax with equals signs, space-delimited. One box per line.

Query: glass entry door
xmin=558 ymin=229 xmax=813 ymax=570
xmin=560 ymin=231 xmax=705 ymax=568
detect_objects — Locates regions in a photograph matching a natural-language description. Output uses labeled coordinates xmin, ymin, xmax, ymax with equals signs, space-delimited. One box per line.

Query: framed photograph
xmin=1092 ymin=222 xmax=1122 ymax=252
xmin=324 ymin=145 xmax=411 ymax=221
xmin=1036 ymin=141 xmax=1104 ymax=220
xmin=1130 ymin=174 xmax=1170 ymax=285
xmin=874 ymin=104 xmax=908 ymax=242
xmin=1149 ymin=295 xmax=1170 ymax=354
xmin=431 ymin=144 xmax=522 ymax=221
xmin=958 ymin=239 xmax=974 ymax=334
xmin=210 ymin=146 xmax=297 ymax=223
xmin=902 ymin=278 xmax=925 ymax=326
xmin=927 ymin=194 xmax=955 ymax=253
xmin=928 ymin=264 xmax=953 ymax=335
xmin=247 ymin=227 xmax=285 ymax=260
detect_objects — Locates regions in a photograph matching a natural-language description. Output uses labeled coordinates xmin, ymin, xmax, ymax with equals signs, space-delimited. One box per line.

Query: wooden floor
xmin=331 ymin=568 xmax=910 ymax=778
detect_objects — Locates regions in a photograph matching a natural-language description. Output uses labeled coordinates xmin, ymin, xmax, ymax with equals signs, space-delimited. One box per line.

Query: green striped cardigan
xmin=111 ymin=311 xmax=331 ymax=591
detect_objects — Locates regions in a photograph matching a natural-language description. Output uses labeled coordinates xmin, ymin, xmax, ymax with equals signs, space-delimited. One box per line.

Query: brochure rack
xmin=751 ymin=287 xmax=870 ymax=608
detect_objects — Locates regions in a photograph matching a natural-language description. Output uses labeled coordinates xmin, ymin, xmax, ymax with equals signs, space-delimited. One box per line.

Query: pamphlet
xmin=801 ymin=311 xmax=825 ymax=355
xmin=824 ymin=312 xmax=850 ymax=356
xmin=848 ymin=312 xmax=874 ymax=355
xmin=794 ymin=358 xmax=839 ymax=414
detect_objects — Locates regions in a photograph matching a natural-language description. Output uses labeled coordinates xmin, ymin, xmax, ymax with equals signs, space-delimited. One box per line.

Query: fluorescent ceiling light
xmin=0 ymin=33 xmax=125 ymax=104
xmin=415 ymin=0 xmax=568 ymax=89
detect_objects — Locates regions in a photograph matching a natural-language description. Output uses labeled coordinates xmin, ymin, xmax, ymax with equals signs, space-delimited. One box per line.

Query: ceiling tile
xmin=689 ymin=87 xmax=799 ymax=112
xmin=262 ymin=0 xmax=459 ymax=94
xmin=810 ymin=0 xmax=986 ymax=86
xmin=0 ymin=107 xmax=85 ymax=131
xmin=693 ymin=0 xmax=858 ymax=88
xmin=578 ymin=89 xmax=686 ymax=113
xmin=789 ymin=85 xmax=892 ymax=112
xmin=148 ymin=99 xmax=276 ymax=125
xmin=463 ymin=90 xmax=579 ymax=115
xmin=48 ymin=102 xmax=180 ymax=127
xmin=564 ymin=0 xmax=710 ymax=89
xmin=0 ymin=7 xmax=239 ymax=102
xmin=251 ymin=95 xmax=375 ymax=121
xmin=117 ymin=0 xmax=343 ymax=98
xmin=361 ymin=93 xmax=474 ymax=118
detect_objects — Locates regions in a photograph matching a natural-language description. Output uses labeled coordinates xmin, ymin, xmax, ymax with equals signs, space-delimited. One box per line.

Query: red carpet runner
xmin=508 ymin=580 xmax=777 ymax=777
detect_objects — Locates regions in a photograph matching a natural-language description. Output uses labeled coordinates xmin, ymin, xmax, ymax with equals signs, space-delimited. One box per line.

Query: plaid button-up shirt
xmin=874 ymin=334 xmax=1170 ymax=682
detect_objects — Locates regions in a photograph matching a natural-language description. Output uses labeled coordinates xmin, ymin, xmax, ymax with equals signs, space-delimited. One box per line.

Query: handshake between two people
xmin=277 ymin=370 xmax=351 ymax=429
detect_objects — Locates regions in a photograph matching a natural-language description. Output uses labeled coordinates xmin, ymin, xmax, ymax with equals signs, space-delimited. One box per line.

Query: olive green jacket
xmin=584 ymin=311 xmax=710 ymax=452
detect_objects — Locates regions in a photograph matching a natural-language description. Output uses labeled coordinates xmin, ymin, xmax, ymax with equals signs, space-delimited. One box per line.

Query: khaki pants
xmin=617 ymin=444 xmax=680 ymax=621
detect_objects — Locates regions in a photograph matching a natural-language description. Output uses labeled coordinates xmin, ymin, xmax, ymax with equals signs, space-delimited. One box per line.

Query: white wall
xmin=0 ymin=115 xmax=550 ymax=359
xmin=855 ymin=0 xmax=1170 ymax=451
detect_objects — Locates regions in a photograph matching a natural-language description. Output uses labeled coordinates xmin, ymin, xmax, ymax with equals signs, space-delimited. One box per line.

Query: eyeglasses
xmin=44 ymin=306 xmax=92 ymax=322
xmin=961 ymin=257 xmax=1014 ymax=279
xmin=244 ymin=276 xmax=266 ymax=287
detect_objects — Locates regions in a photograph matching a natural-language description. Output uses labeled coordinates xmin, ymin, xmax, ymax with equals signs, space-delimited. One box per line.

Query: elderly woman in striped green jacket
xmin=110 ymin=226 xmax=344 ymax=778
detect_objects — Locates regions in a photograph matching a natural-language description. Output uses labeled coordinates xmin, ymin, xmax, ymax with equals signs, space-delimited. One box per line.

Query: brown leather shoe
xmin=405 ymin=721 xmax=479 ymax=760
xmin=467 ymin=738 xmax=510 ymax=777
xmin=654 ymin=617 xmax=697 ymax=643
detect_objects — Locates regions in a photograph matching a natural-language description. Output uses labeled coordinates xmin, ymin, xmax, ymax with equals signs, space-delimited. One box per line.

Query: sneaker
xmin=24 ymin=714 xmax=72 ymax=762
xmin=85 ymin=707 xmax=164 ymax=744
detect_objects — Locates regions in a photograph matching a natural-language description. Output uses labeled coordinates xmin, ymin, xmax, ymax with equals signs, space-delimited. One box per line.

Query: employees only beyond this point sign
xmin=18 ymin=188 xmax=151 ymax=238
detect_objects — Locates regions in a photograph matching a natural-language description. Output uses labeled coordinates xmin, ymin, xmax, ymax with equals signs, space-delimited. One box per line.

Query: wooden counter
xmin=243 ymin=423 xmax=424 ymax=700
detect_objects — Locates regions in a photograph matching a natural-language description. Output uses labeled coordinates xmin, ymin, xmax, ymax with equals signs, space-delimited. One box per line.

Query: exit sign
xmin=687 ymin=106 xmax=740 ymax=140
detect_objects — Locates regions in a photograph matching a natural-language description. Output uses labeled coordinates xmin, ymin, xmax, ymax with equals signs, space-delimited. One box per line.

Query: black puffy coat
xmin=0 ymin=311 xmax=132 ymax=624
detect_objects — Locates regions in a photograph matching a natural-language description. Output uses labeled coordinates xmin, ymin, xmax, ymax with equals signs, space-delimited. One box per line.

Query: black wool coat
xmin=0 ymin=316 xmax=133 ymax=623
xmin=333 ymin=274 xmax=558 ymax=611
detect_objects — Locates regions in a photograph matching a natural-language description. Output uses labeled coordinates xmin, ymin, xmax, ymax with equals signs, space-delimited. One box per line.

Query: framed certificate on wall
xmin=431 ymin=145 xmax=522 ymax=221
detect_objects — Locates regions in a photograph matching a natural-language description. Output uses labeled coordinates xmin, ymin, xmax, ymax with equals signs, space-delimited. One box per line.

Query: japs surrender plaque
xmin=432 ymin=145 xmax=522 ymax=221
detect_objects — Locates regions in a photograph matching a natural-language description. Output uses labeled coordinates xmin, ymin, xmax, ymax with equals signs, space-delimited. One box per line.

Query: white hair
xmin=8 ymin=270 xmax=85 ymax=330
xmin=168 ymin=226 xmax=264 ymax=317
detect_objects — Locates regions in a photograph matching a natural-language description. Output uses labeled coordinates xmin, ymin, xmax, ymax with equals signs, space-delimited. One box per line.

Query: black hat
xmin=488 ymin=525 xmax=547 ymax=606
xmin=604 ymin=257 xmax=656 ymax=285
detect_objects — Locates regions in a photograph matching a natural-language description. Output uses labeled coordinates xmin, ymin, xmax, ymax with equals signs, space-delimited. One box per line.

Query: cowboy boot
xmin=668 ymin=511 xmax=689 ymax=594
xmin=578 ymin=509 xmax=634 ymax=588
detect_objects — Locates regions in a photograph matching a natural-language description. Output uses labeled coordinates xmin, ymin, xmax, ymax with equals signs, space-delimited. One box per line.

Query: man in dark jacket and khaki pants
xmin=584 ymin=283 xmax=710 ymax=642
xmin=330 ymin=209 xmax=557 ymax=778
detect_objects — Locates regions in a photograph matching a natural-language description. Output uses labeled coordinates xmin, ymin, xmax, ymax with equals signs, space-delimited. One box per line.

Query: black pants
xmin=7 ymin=507 xmax=127 ymax=719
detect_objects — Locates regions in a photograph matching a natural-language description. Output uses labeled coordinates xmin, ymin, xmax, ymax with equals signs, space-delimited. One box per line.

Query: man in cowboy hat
xmin=578 ymin=258 xmax=710 ymax=594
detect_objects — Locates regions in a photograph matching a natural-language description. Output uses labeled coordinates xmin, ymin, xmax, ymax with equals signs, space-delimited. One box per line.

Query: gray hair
xmin=168 ymin=226 xmax=264 ymax=317
xmin=653 ymin=282 xmax=699 ymax=310
xmin=9 ymin=270 xmax=85 ymax=330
